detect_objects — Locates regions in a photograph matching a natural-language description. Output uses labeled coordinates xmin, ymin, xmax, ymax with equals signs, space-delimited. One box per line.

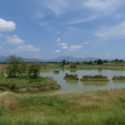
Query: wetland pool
xmin=41 ymin=69 xmax=125 ymax=92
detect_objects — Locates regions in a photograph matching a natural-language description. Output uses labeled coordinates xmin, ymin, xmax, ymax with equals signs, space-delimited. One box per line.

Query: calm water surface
xmin=41 ymin=70 xmax=125 ymax=92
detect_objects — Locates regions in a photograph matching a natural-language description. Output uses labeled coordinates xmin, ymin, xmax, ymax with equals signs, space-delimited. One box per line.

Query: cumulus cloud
xmin=17 ymin=44 xmax=40 ymax=52
xmin=55 ymin=50 xmax=61 ymax=53
xmin=6 ymin=35 xmax=40 ymax=52
xmin=7 ymin=35 xmax=24 ymax=45
xmin=58 ymin=42 xmax=68 ymax=46
xmin=0 ymin=18 xmax=16 ymax=32
xmin=58 ymin=41 xmax=83 ymax=51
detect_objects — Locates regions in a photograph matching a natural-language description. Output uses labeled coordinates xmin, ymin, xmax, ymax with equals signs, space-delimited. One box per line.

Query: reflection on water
xmin=41 ymin=69 xmax=125 ymax=92
xmin=82 ymin=81 xmax=108 ymax=86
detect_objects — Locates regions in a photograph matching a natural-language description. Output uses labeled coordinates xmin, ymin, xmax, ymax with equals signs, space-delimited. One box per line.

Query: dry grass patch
xmin=0 ymin=92 xmax=18 ymax=108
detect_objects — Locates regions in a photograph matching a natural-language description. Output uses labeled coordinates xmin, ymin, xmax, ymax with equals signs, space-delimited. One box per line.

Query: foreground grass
xmin=0 ymin=89 xmax=125 ymax=125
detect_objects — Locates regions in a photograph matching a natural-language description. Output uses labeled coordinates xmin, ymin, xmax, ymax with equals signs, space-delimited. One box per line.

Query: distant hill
xmin=0 ymin=56 xmax=43 ymax=63
xmin=49 ymin=56 xmax=99 ymax=62
xmin=0 ymin=55 xmax=99 ymax=63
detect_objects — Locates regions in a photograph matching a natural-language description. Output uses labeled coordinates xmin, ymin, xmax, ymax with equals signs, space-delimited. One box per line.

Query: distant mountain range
xmin=49 ymin=56 xmax=99 ymax=62
xmin=0 ymin=56 xmax=42 ymax=63
xmin=0 ymin=55 xmax=99 ymax=63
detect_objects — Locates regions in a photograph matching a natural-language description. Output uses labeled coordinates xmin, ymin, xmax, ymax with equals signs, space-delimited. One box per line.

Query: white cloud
xmin=62 ymin=45 xmax=69 ymax=49
xmin=0 ymin=46 xmax=2 ymax=49
xmin=58 ymin=42 xmax=68 ymax=46
xmin=95 ymin=21 xmax=125 ymax=38
xmin=0 ymin=18 xmax=16 ymax=32
xmin=57 ymin=40 xmax=83 ymax=51
xmin=70 ymin=45 xmax=83 ymax=50
xmin=7 ymin=35 xmax=24 ymax=45
xmin=18 ymin=44 xmax=40 ymax=52
xmin=6 ymin=35 xmax=40 ymax=52
xmin=55 ymin=50 xmax=61 ymax=53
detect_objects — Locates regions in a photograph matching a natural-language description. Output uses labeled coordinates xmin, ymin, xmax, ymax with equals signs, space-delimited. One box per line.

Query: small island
xmin=53 ymin=70 xmax=60 ymax=74
xmin=112 ymin=76 xmax=125 ymax=81
xmin=64 ymin=73 xmax=79 ymax=80
xmin=81 ymin=75 xmax=109 ymax=81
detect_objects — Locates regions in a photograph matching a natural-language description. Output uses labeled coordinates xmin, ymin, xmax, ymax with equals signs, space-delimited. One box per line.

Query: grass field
xmin=1 ymin=62 xmax=125 ymax=71
xmin=0 ymin=89 xmax=125 ymax=125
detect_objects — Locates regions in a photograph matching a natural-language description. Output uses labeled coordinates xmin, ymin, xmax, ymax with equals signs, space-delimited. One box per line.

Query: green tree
xmin=28 ymin=63 xmax=40 ymax=79
xmin=7 ymin=55 xmax=26 ymax=78
xmin=96 ymin=59 xmax=103 ymax=65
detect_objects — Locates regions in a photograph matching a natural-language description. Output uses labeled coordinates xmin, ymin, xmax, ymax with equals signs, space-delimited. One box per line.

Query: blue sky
xmin=0 ymin=0 xmax=125 ymax=59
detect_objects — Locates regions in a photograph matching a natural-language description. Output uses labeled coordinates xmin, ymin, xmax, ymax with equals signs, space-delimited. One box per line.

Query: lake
xmin=41 ymin=69 xmax=125 ymax=92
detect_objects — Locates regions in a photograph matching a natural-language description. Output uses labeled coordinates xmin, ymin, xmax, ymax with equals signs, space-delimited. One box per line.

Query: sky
xmin=0 ymin=0 xmax=125 ymax=59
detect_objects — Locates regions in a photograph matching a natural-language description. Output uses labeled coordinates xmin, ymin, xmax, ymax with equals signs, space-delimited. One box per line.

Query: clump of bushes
xmin=53 ymin=70 xmax=60 ymax=74
xmin=64 ymin=73 xmax=79 ymax=80
xmin=70 ymin=63 xmax=77 ymax=69
xmin=6 ymin=55 xmax=40 ymax=79
xmin=81 ymin=75 xmax=109 ymax=81
xmin=1 ymin=56 xmax=61 ymax=93
xmin=28 ymin=63 xmax=40 ymax=79
xmin=112 ymin=76 xmax=125 ymax=81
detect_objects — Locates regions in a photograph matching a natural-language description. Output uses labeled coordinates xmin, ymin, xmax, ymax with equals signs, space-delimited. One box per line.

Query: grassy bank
xmin=0 ymin=77 xmax=60 ymax=93
xmin=0 ymin=89 xmax=125 ymax=125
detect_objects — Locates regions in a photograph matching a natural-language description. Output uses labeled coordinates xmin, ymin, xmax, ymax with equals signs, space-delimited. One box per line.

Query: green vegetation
xmin=0 ymin=56 xmax=60 ymax=93
xmin=28 ymin=63 xmax=40 ymax=79
xmin=112 ymin=76 xmax=125 ymax=81
xmin=7 ymin=56 xmax=26 ymax=78
xmin=70 ymin=69 xmax=76 ymax=72
xmin=1 ymin=58 xmax=125 ymax=71
xmin=1 ymin=57 xmax=125 ymax=124
xmin=0 ymin=89 xmax=125 ymax=124
xmin=81 ymin=75 xmax=109 ymax=81
xmin=53 ymin=70 xmax=60 ymax=74
xmin=64 ymin=73 xmax=79 ymax=80
xmin=0 ymin=77 xmax=60 ymax=93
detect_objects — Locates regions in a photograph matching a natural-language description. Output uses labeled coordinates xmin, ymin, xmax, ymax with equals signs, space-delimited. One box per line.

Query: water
xmin=41 ymin=69 xmax=125 ymax=92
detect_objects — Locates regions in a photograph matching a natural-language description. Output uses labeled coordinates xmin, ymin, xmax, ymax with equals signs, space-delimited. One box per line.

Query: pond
xmin=41 ymin=69 xmax=125 ymax=92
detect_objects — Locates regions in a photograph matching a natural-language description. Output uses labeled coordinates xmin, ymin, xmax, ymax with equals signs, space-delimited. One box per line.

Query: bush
xmin=6 ymin=55 xmax=26 ymax=78
xmin=28 ymin=63 xmax=41 ymax=79
xmin=70 ymin=63 xmax=77 ymax=69
xmin=64 ymin=73 xmax=79 ymax=80
xmin=96 ymin=59 xmax=103 ymax=65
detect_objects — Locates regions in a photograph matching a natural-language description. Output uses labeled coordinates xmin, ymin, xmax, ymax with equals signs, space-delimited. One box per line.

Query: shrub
xmin=70 ymin=63 xmax=77 ymax=69
xmin=64 ymin=73 xmax=79 ymax=80
xmin=6 ymin=55 xmax=26 ymax=78
xmin=28 ymin=63 xmax=41 ymax=79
